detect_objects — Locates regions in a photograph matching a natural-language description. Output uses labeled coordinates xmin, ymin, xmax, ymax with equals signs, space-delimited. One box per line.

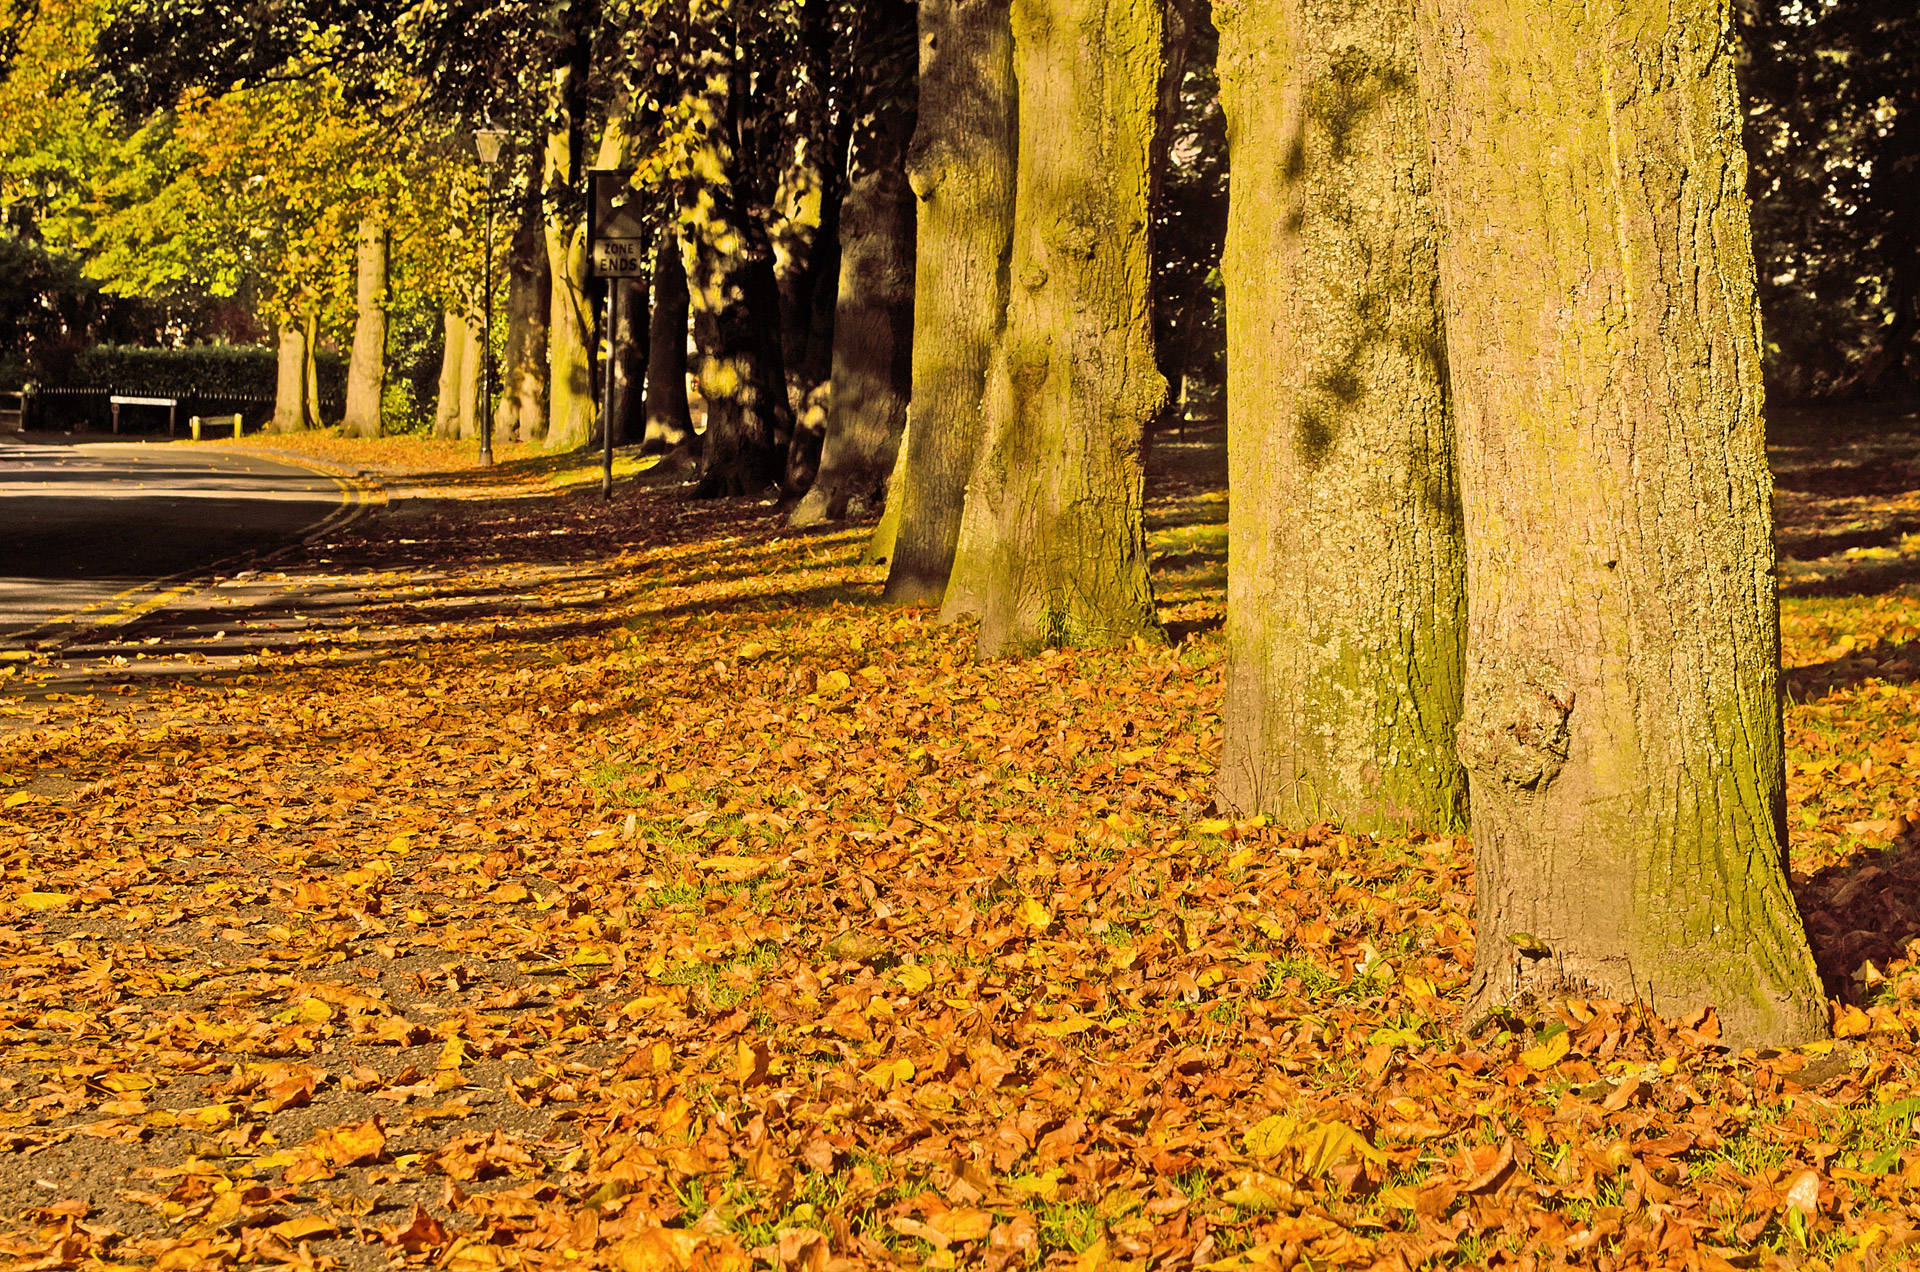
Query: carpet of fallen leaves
xmin=0 ymin=420 xmax=1918 ymax=1272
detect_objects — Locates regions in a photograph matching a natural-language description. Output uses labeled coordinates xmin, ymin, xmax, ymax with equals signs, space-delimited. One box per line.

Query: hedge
xmin=14 ymin=345 xmax=345 ymax=433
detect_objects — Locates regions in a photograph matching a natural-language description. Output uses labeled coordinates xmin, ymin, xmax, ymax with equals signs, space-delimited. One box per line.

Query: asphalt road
xmin=0 ymin=436 xmax=350 ymax=640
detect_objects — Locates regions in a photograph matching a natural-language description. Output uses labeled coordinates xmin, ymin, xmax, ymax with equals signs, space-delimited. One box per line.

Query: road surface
xmin=0 ymin=437 xmax=354 ymax=641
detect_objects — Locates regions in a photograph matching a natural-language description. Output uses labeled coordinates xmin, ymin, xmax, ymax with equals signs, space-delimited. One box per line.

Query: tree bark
xmin=606 ymin=277 xmax=647 ymax=447
xmin=456 ymin=312 xmax=484 ymax=441
xmin=939 ymin=0 xmax=1164 ymax=655
xmin=1212 ymin=0 xmax=1468 ymax=837
xmin=644 ymin=227 xmax=697 ymax=455
xmin=544 ymin=64 xmax=595 ymax=453
xmin=301 ymin=308 xmax=323 ymax=429
xmin=271 ymin=315 xmax=310 ymax=434
xmin=790 ymin=6 xmax=918 ymax=530
xmin=341 ymin=215 xmax=390 ymax=438
xmin=878 ymin=0 xmax=1017 ymax=602
xmin=1415 ymin=0 xmax=1826 ymax=1045
xmin=498 ymin=156 xmax=551 ymax=445
xmin=433 ymin=310 xmax=467 ymax=440
xmin=681 ymin=10 xmax=795 ymax=498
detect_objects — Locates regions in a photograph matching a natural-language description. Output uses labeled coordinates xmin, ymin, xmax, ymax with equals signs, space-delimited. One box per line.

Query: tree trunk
xmin=456 ymin=312 xmax=484 ymax=441
xmin=791 ymin=4 xmax=918 ymax=530
xmin=1212 ymin=0 xmax=1468 ymax=838
xmin=271 ymin=316 xmax=310 ymax=434
xmin=544 ymin=66 xmax=595 ymax=453
xmin=644 ymin=227 xmax=697 ymax=455
xmin=433 ymin=310 xmax=467 ymax=440
xmin=1415 ymin=0 xmax=1826 ymax=1045
xmin=498 ymin=157 xmax=551 ymax=445
xmin=681 ymin=10 xmax=795 ymax=498
xmin=341 ymin=215 xmax=390 ymax=438
xmin=606 ymin=277 xmax=647 ymax=447
xmin=301 ymin=308 xmax=323 ymax=429
xmin=939 ymin=0 xmax=1164 ymax=655
xmin=878 ymin=0 xmax=1017 ymax=602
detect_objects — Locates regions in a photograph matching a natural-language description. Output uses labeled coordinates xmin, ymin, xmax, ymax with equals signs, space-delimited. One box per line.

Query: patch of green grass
xmin=1035 ymin=1198 xmax=1106 ymax=1255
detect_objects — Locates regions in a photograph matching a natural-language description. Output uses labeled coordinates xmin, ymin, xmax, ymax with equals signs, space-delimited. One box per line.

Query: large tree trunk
xmin=1213 ymin=0 xmax=1468 ymax=837
xmin=498 ymin=157 xmax=551 ymax=445
xmin=939 ymin=0 xmax=1164 ymax=655
xmin=605 ymin=278 xmax=647 ymax=447
xmin=455 ymin=313 xmax=484 ymax=441
xmin=681 ymin=10 xmax=795 ymax=498
xmin=271 ymin=315 xmax=310 ymax=434
xmin=544 ymin=65 xmax=595 ymax=453
xmin=877 ymin=0 xmax=1017 ymax=601
xmin=432 ymin=310 xmax=478 ymax=441
xmin=643 ymin=227 xmax=697 ymax=455
xmin=341 ymin=216 xmax=390 ymax=438
xmin=1415 ymin=0 xmax=1826 ymax=1045
xmin=790 ymin=0 xmax=918 ymax=529
xmin=301 ymin=309 xmax=323 ymax=429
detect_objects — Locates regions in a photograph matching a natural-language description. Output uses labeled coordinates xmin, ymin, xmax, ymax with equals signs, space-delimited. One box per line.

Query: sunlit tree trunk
xmin=498 ymin=156 xmax=551 ymax=445
xmin=341 ymin=215 xmax=390 ymax=439
xmin=1415 ymin=0 xmax=1826 ymax=1045
xmin=301 ymin=309 xmax=323 ymax=429
xmin=940 ymin=0 xmax=1164 ymax=655
xmin=878 ymin=0 xmax=1016 ymax=600
xmin=271 ymin=314 xmax=311 ymax=434
xmin=644 ymin=227 xmax=697 ymax=455
xmin=433 ymin=311 xmax=472 ymax=440
xmin=791 ymin=0 xmax=918 ymax=529
xmin=544 ymin=63 xmax=595 ymax=453
xmin=681 ymin=8 xmax=794 ymax=498
xmin=1213 ymin=0 xmax=1468 ymax=837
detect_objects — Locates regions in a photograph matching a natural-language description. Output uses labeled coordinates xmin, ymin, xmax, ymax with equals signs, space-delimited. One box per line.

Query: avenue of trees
xmin=2 ymin=0 xmax=1916 ymax=1048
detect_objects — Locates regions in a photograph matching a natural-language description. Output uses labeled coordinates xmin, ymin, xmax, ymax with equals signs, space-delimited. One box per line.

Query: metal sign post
xmin=587 ymin=169 xmax=646 ymax=500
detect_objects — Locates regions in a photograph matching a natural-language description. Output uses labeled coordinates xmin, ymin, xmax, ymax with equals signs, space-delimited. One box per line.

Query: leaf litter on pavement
xmin=0 ymin=423 xmax=1918 ymax=1270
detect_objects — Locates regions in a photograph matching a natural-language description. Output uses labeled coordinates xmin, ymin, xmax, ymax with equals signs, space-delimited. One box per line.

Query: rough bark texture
xmin=270 ymin=318 xmax=310 ymax=434
xmin=605 ymin=278 xmax=646 ymax=447
xmin=643 ymin=229 xmax=697 ymax=455
xmin=1213 ymin=0 xmax=1468 ymax=837
xmin=940 ymin=0 xmax=1164 ymax=655
xmin=432 ymin=310 xmax=471 ymax=441
xmin=498 ymin=160 xmax=551 ymax=445
xmin=791 ymin=1 xmax=919 ymax=529
xmin=543 ymin=66 xmax=596 ymax=453
xmin=1415 ymin=0 xmax=1826 ymax=1045
xmin=341 ymin=217 xmax=390 ymax=439
xmin=301 ymin=310 xmax=323 ymax=429
xmin=681 ymin=13 xmax=795 ymax=498
xmin=880 ymin=0 xmax=1017 ymax=603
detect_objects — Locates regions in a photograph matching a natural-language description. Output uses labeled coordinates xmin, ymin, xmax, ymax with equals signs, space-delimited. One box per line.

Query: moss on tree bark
xmin=1415 ymin=0 xmax=1826 ymax=1046
xmin=1213 ymin=0 xmax=1468 ymax=836
xmin=940 ymin=0 xmax=1164 ymax=656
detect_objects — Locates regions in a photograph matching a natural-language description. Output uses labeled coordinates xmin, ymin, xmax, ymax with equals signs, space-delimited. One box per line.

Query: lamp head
xmin=475 ymin=128 xmax=510 ymax=167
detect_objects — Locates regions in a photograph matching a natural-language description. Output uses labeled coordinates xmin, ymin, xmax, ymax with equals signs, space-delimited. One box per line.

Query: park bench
xmin=0 ymin=391 xmax=24 ymax=431
xmin=110 ymin=395 xmax=179 ymax=436
xmin=188 ymin=413 xmax=243 ymax=440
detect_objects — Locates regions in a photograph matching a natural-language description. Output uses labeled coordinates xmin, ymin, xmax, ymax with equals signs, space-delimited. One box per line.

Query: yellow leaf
xmin=1011 ymin=1168 xmax=1065 ymax=1202
xmin=1034 ymin=1015 xmax=1099 ymax=1038
xmin=98 ymin=1072 xmax=158 ymax=1093
xmin=1243 ymin=1115 xmax=1296 ymax=1159
xmin=3 ymin=791 xmax=38 ymax=808
xmin=312 ymin=1117 xmax=386 ymax=1166
xmin=821 ymin=669 xmax=851 ymax=694
xmin=15 ymin=891 xmax=70 ymax=911
xmin=1221 ymin=1171 xmax=1289 ymax=1212
xmin=931 ymin=1208 xmax=993 ymax=1242
xmin=698 ymin=856 xmax=763 ymax=872
xmin=1835 ymin=1004 xmax=1873 ymax=1038
xmin=1519 ymin=1031 xmax=1572 ymax=1070
xmin=1194 ymin=818 xmax=1233 ymax=836
xmin=895 ymin=965 xmax=933 ymax=993
xmin=271 ymin=1215 xmax=339 ymax=1241
xmin=863 ymin=1057 xmax=914 ymax=1091
xmin=1019 ymin=896 xmax=1051 ymax=929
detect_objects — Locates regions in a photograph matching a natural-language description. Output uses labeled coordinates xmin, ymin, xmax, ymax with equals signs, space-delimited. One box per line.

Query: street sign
xmin=588 ymin=169 xmax=648 ymax=280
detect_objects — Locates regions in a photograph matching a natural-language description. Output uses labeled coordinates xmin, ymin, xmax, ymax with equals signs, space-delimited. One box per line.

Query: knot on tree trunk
xmin=1456 ymin=670 xmax=1574 ymax=791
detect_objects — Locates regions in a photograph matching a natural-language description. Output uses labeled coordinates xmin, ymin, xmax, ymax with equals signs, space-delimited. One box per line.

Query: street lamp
xmin=474 ymin=126 xmax=511 ymax=467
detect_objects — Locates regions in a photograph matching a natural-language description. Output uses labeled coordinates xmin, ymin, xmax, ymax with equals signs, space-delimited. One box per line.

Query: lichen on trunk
xmin=1414 ymin=0 xmax=1826 ymax=1046
xmin=1212 ymin=0 xmax=1468 ymax=837
xmin=878 ymin=0 xmax=1016 ymax=603
xmin=940 ymin=0 xmax=1164 ymax=656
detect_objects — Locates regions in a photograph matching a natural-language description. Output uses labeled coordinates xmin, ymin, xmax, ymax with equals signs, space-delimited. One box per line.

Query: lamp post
xmin=474 ymin=126 xmax=510 ymax=467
